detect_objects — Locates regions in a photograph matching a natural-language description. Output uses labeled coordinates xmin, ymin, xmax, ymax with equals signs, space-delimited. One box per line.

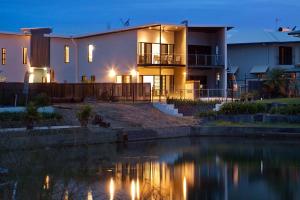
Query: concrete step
xmin=153 ymin=103 xmax=183 ymax=117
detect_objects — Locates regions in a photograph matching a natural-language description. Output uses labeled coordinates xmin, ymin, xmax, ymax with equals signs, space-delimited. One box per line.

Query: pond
xmin=1 ymin=137 xmax=300 ymax=200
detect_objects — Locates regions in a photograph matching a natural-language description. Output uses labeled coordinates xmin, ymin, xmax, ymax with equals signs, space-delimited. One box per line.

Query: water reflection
xmin=1 ymin=138 xmax=300 ymax=199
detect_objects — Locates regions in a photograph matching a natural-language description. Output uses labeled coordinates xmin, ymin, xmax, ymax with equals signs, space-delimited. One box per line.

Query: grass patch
xmin=211 ymin=120 xmax=300 ymax=128
xmin=256 ymin=98 xmax=300 ymax=105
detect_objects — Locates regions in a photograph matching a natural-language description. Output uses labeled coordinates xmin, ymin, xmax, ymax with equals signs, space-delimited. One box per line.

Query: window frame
xmin=1 ymin=48 xmax=6 ymax=65
xmin=64 ymin=45 xmax=70 ymax=63
xmin=22 ymin=47 xmax=28 ymax=64
xmin=279 ymin=46 xmax=293 ymax=65
xmin=88 ymin=44 xmax=94 ymax=63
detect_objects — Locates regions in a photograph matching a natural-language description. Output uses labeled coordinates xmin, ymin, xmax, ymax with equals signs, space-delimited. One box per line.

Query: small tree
xmin=263 ymin=68 xmax=287 ymax=98
xmin=76 ymin=105 xmax=92 ymax=127
xmin=25 ymin=102 xmax=40 ymax=130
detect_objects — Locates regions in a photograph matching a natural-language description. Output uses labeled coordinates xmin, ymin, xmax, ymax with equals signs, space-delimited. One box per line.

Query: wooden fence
xmin=0 ymin=83 xmax=151 ymax=105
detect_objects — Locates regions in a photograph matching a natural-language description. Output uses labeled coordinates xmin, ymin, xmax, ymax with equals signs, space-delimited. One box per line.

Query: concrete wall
xmin=50 ymin=37 xmax=77 ymax=83
xmin=0 ymin=34 xmax=30 ymax=82
xmin=76 ymin=30 xmax=138 ymax=82
xmin=228 ymin=42 xmax=300 ymax=85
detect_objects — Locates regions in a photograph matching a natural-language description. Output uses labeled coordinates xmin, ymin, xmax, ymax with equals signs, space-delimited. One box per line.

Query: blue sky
xmin=0 ymin=0 xmax=299 ymax=35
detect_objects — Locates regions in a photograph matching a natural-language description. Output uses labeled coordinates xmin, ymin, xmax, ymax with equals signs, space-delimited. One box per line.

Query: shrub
xmin=219 ymin=102 xmax=267 ymax=115
xmin=33 ymin=93 xmax=51 ymax=107
xmin=197 ymin=110 xmax=218 ymax=118
xmin=269 ymin=104 xmax=300 ymax=115
xmin=166 ymin=98 xmax=220 ymax=106
xmin=24 ymin=102 xmax=40 ymax=129
xmin=76 ymin=105 xmax=92 ymax=127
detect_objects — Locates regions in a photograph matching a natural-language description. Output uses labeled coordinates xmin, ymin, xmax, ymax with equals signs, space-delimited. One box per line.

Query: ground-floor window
xmin=141 ymin=75 xmax=174 ymax=96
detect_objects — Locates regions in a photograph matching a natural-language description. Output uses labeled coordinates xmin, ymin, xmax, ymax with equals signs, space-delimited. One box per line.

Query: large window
xmin=279 ymin=46 xmax=293 ymax=65
xmin=88 ymin=44 xmax=94 ymax=63
xmin=22 ymin=47 xmax=28 ymax=64
xmin=1 ymin=48 xmax=6 ymax=65
xmin=138 ymin=42 xmax=174 ymax=64
xmin=64 ymin=45 xmax=70 ymax=63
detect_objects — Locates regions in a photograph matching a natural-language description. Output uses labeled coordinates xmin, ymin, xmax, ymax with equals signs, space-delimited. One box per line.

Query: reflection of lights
xmin=261 ymin=160 xmax=264 ymax=174
xmin=64 ymin=190 xmax=68 ymax=200
xmin=183 ymin=176 xmax=187 ymax=200
xmin=130 ymin=69 xmax=138 ymax=77
xmin=109 ymin=178 xmax=114 ymax=200
xmin=136 ymin=179 xmax=140 ymax=199
xmin=87 ymin=189 xmax=93 ymax=200
xmin=43 ymin=175 xmax=50 ymax=190
xmin=109 ymin=69 xmax=116 ymax=78
xmin=233 ymin=164 xmax=239 ymax=186
xmin=131 ymin=180 xmax=135 ymax=200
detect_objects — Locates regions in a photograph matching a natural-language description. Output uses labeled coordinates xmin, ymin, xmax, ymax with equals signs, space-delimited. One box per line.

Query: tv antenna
xmin=120 ymin=18 xmax=130 ymax=27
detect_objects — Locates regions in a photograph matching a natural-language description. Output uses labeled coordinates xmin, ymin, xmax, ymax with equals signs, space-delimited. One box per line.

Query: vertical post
xmin=159 ymin=24 xmax=162 ymax=102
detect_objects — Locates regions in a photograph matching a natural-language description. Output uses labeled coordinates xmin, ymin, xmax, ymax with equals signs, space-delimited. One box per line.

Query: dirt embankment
xmin=56 ymin=103 xmax=199 ymax=129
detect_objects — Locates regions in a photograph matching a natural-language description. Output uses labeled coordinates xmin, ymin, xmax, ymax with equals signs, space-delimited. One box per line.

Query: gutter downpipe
xmin=71 ymin=37 xmax=79 ymax=83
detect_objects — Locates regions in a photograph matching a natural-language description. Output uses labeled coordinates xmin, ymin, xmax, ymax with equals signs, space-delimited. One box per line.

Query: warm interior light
xmin=183 ymin=176 xmax=187 ymax=200
xmin=130 ymin=69 xmax=137 ymax=77
xmin=109 ymin=69 xmax=116 ymax=78
xmin=131 ymin=180 xmax=135 ymax=200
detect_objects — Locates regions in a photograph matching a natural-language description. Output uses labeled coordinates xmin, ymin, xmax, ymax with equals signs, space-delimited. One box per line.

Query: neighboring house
xmin=227 ymin=29 xmax=300 ymax=92
xmin=0 ymin=24 xmax=230 ymax=99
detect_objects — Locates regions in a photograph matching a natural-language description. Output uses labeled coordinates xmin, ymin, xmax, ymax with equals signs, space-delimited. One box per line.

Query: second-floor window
xmin=279 ymin=46 xmax=292 ymax=65
xmin=64 ymin=45 xmax=70 ymax=63
xmin=88 ymin=44 xmax=94 ymax=63
xmin=22 ymin=47 xmax=28 ymax=64
xmin=138 ymin=42 xmax=174 ymax=64
xmin=1 ymin=48 xmax=6 ymax=65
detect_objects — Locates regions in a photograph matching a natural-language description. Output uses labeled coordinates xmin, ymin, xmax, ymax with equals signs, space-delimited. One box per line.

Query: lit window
xmin=116 ymin=75 xmax=122 ymax=83
xmin=64 ymin=45 xmax=70 ymax=63
xmin=90 ymin=75 xmax=95 ymax=82
xmin=22 ymin=47 xmax=28 ymax=64
xmin=1 ymin=48 xmax=6 ymax=65
xmin=88 ymin=44 xmax=94 ymax=63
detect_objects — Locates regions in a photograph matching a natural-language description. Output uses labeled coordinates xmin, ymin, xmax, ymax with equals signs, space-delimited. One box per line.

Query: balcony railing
xmin=188 ymin=54 xmax=224 ymax=66
xmin=138 ymin=53 xmax=185 ymax=65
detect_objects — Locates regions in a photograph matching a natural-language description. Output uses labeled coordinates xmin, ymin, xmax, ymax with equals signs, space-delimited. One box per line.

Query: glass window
xmin=64 ymin=45 xmax=70 ymax=63
xmin=116 ymin=75 xmax=122 ymax=83
xmin=88 ymin=44 xmax=94 ymax=63
xmin=90 ymin=75 xmax=95 ymax=82
xmin=1 ymin=48 xmax=6 ymax=65
xmin=22 ymin=48 xmax=28 ymax=64
xmin=279 ymin=46 xmax=293 ymax=65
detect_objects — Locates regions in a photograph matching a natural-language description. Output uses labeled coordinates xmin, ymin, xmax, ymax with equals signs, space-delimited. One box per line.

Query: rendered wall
xmin=0 ymin=34 xmax=30 ymax=82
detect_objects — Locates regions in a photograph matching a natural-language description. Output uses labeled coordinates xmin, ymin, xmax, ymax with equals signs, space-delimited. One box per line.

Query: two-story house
xmin=227 ymin=29 xmax=300 ymax=91
xmin=0 ymin=24 xmax=230 ymax=99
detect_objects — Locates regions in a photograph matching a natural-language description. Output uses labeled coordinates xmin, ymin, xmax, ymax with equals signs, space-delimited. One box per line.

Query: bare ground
xmin=55 ymin=103 xmax=199 ymax=129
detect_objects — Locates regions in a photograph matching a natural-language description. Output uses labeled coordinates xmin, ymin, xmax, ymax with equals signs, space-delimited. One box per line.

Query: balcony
xmin=188 ymin=54 xmax=224 ymax=67
xmin=137 ymin=53 xmax=185 ymax=66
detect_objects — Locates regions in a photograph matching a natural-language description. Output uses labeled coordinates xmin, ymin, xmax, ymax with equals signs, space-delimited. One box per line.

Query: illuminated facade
xmin=0 ymin=24 xmax=229 ymax=98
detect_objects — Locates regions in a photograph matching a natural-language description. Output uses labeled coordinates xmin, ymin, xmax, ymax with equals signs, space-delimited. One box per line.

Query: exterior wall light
xmin=108 ymin=69 xmax=116 ymax=78
xmin=130 ymin=69 xmax=138 ymax=77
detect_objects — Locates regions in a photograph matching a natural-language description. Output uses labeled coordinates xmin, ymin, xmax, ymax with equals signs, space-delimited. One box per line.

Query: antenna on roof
xmin=120 ymin=18 xmax=130 ymax=27
xmin=181 ymin=20 xmax=188 ymax=27
xmin=275 ymin=17 xmax=280 ymax=29
xmin=106 ymin=22 xmax=111 ymax=30
xmin=292 ymin=26 xmax=297 ymax=31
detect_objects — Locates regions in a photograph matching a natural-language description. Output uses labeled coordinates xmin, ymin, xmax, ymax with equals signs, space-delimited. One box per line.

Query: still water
xmin=1 ymin=138 xmax=300 ymax=200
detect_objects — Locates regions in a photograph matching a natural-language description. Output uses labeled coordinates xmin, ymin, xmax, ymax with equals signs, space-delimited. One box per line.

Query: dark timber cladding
xmin=29 ymin=28 xmax=52 ymax=67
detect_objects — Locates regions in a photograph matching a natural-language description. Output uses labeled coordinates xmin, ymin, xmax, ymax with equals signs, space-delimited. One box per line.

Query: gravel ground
xmin=55 ymin=103 xmax=199 ymax=129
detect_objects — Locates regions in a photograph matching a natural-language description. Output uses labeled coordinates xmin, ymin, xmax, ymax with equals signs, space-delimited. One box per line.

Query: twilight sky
xmin=0 ymin=0 xmax=299 ymax=35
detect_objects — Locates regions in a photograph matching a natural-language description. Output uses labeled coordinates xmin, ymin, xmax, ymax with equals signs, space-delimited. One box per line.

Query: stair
xmin=153 ymin=103 xmax=183 ymax=117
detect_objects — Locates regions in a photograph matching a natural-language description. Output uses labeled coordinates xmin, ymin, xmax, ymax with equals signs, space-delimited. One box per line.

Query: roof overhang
xmin=250 ymin=65 xmax=269 ymax=74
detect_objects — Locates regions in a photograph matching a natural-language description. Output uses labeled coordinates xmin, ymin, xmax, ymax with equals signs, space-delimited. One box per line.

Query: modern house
xmin=0 ymin=24 xmax=230 ymax=99
xmin=227 ymin=29 xmax=300 ymax=92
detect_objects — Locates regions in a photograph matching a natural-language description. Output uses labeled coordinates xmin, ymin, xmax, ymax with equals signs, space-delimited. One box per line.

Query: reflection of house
xmin=228 ymin=29 xmax=300 ymax=92
xmin=0 ymin=24 xmax=230 ymax=98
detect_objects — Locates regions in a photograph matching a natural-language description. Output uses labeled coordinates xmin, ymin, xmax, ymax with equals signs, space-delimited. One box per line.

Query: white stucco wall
xmin=0 ymin=34 xmax=30 ymax=82
xmin=76 ymin=30 xmax=138 ymax=82
xmin=50 ymin=37 xmax=77 ymax=83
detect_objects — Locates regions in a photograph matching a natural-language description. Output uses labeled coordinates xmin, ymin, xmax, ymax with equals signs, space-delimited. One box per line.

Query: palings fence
xmin=0 ymin=83 xmax=151 ymax=106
